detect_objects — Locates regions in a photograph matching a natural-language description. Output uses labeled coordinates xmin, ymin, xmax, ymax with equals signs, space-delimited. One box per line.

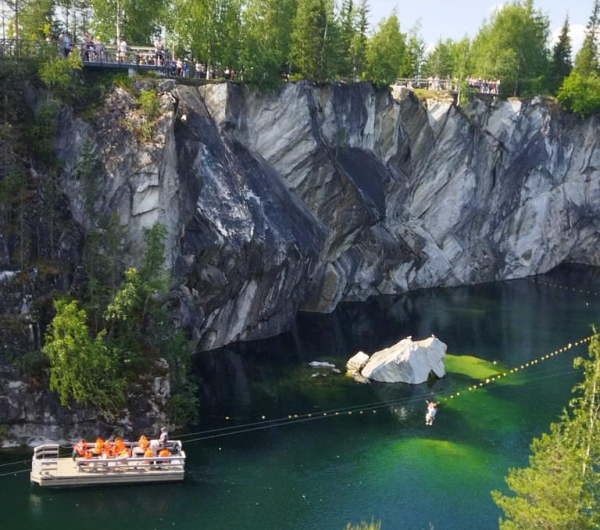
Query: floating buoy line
xmin=528 ymin=277 xmax=600 ymax=298
xmin=0 ymin=332 xmax=597 ymax=480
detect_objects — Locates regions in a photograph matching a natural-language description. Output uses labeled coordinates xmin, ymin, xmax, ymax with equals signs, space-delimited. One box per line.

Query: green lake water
xmin=1 ymin=264 xmax=599 ymax=530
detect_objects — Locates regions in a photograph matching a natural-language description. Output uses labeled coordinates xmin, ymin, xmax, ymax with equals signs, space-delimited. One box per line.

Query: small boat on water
xmin=31 ymin=439 xmax=186 ymax=487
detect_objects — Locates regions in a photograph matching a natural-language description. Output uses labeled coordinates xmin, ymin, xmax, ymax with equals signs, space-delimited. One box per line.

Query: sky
xmin=369 ymin=0 xmax=590 ymax=56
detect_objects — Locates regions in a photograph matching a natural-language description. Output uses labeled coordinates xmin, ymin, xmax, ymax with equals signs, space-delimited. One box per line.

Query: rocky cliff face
xmin=1 ymin=80 xmax=599 ymax=443
xmin=53 ymin=81 xmax=600 ymax=351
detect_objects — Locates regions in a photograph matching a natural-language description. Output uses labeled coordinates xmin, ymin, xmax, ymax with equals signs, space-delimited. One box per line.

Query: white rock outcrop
xmin=360 ymin=336 xmax=447 ymax=384
xmin=346 ymin=352 xmax=370 ymax=373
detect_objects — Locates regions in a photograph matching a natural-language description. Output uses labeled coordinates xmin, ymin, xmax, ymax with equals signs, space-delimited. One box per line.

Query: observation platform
xmin=30 ymin=442 xmax=186 ymax=487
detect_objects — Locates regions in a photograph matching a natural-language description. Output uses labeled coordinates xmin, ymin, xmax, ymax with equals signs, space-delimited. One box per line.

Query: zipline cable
xmin=180 ymin=369 xmax=578 ymax=444
xmin=0 ymin=459 xmax=31 ymax=468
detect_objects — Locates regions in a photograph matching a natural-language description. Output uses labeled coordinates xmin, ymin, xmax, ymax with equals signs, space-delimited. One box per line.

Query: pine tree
xmin=493 ymin=333 xmax=600 ymax=529
xmin=574 ymin=0 xmax=600 ymax=75
xmin=548 ymin=16 xmax=572 ymax=94
xmin=337 ymin=0 xmax=355 ymax=78
xmin=399 ymin=21 xmax=425 ymax=78
xmin=241 ymin=0 xmax=298 ymax=87
xmin=558 ymin=1 xmax=600 ymax=117
xmin=423 ymin=39 xmax=454 ymax=78
xmin=365 ymin=12 xmax=405 ymax=86
xmin=348 ymin=0 xmax=369 ymax=79
xmin=290 ymin=0 xmax=338 ymax=81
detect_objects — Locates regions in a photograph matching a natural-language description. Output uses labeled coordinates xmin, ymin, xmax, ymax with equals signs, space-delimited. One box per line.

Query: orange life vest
xmin=73 ymin=440 xmax=87 ymax=456
xmin=94 ymin=438 xmax=104 ymax=454
xmin=159 ymin=449 xmax=171 ymax=458
xmin=139 ymin=436 xmax=149 ymax=450
xmin=144 ymin=448 xmax=155 ymax=458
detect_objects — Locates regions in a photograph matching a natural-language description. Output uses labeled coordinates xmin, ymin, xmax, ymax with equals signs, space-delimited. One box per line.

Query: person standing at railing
xmin=154 ymin=36 xmax=165 ymax=66
xmin=94 ymin=36 xmax=105 ymax=63
xmin=118 ymin=36 xmax=127 ymax=63
xmin=59 ymin=32 xmax=71 ymax=58
xmin=159 ymin=426 xmax=169 ymax=449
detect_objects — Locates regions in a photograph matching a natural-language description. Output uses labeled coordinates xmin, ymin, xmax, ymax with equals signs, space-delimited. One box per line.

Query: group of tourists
xmin=71 ymin=427 xmax=172 ymax=462
xmin=467 ymin=77 xmax=501 ymax=95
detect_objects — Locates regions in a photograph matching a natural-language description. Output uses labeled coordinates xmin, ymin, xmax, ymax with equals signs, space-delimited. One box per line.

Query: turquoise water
xmin=1 ymin=265 xmax=599 ymax=530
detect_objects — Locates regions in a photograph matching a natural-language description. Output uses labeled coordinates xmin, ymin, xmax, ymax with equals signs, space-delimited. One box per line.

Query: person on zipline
xmin=425 ymin=400 xmax=438 ymax=426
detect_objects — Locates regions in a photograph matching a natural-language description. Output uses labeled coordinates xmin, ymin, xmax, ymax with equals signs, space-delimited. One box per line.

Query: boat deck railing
xmin=32 ymin=444 xmax=60 ymax=477
xmin=32 ymin=440 xmax=185 ymax=477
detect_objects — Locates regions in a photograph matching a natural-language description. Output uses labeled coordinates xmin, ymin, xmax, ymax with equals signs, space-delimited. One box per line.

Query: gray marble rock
xmin=53 ymin=82 xmax=600 ymax=352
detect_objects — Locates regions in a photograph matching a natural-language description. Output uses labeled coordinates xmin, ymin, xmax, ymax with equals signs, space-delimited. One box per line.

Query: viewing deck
xmin=31 ymin=442 xmax=186 ymax=487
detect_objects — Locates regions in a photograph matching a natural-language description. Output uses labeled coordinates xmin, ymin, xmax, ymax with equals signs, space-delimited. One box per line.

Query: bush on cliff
xmin=38 ymin=54 xmax=83 ymax=101
xmin=557 ymin=72 xmax=600 ymax=119
xmin=43 ymin=299 xmax=126 ymax=416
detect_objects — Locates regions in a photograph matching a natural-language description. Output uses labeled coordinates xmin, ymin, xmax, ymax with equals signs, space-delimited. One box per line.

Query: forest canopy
xmin=2 ymin=0 xmax=599 ymax=113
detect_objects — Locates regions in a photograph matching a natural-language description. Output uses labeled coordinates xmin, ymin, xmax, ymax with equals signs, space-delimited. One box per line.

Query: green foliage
xmin=492 ymin=333 xmax=600 ymax=530
xmin=241 ymin=0 xmax=297 ymax=89
xmin=90 ymin=0 xmax=166 ymax=44
xmin=0 ymin=424 xmax=10 ymax=442
xmin=423 ymin=39 xmax=455 ymax=78
xmin=18 ymin=0 xmax=54 ymax=41
xmin=105 ymin=267 xmax=142 ymax=322
xmin=39 ymin=55 xmax=83 ymax=100
xmin=470 ymin=0 xmax=549 ymax=96
xmin=365 ymin=13 xmax=405 ymax=87
xmin=0 ymin=171 xmax=27 ymax=210
xmin=138 ymin=89 xmax=160 ymax=120
xmin=173 ymin=0 xmax=242 ymax=67
xmin=547 ymin=16 xmax=572 ymax=95
xmin=399 ymin=21 xmax=425 ymax=78
xmin=140 ymin=223 xmax=170 ymax=292
xmin=163 ymin=331 xmax=199 ymax=426
xmin=574 ymin=0 xmax=600 ymax=76
xmin=43 ymin=299 xmax=126 ymax=416
xmin=348 ymin=0 xmax=369 ymax=79
xmin=290 ymin=0 xmax=338 ymax=82
xmin=557 ymin=72 xmax=600 ymax=119
xmin=25 ymin=99 xmax=62 ymax=165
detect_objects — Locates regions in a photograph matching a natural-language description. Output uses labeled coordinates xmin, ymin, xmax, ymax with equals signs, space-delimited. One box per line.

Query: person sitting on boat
xmin=132 ymin=435 xmax=148 ymax=456
xmin=103 ymin=439 xmax=115 ymax=458
xmin=159 ymin=427 xmax=169 ymax=449
xmin=425 ymin=400 xmax=438 ymax=426
xmin=72 ymin=439 xmax=87 ymax=460
xmin=117 ymin=446 xmax=131 ymax=459
xmin=93 ymin=438 xmax=104 ymax=456
xmin=115 ymin=437 xmax=126 ymax=453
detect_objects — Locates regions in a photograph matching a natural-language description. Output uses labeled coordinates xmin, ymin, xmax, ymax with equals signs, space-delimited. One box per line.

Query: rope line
xmin=0 ymin=468 xmax=29 ymax=478
xmin=442 ymin=333 xmax=598 ymax=401
xmin=529 ymin=277 xmax=600 ymax=298
xmin=178 ymin=365 xmax=582 ymax=445
xmin=0 ymin=459 xmax=31 ymax=468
